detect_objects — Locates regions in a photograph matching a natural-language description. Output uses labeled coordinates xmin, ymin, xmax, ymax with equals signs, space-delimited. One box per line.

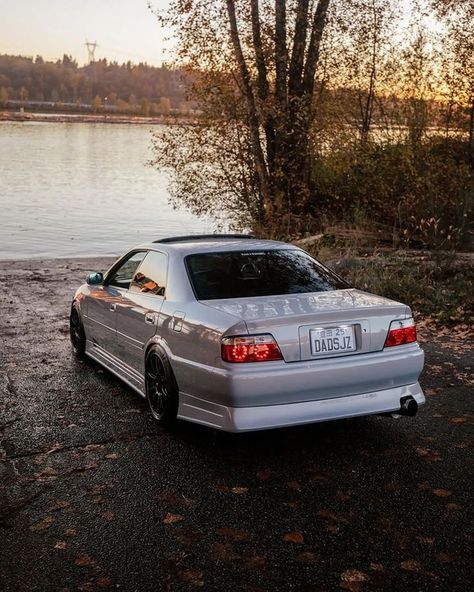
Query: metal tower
xmin=85 ymin=41 xmax=98 ymax=63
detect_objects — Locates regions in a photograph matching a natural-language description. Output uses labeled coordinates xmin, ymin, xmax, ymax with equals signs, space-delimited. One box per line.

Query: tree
xmin=0 ymin=86 xmax=8 ymax=108
xmin=152 ymin=0 xmax=332 ymax=236
xmin=91 ymin=95 xmax=102 ymax=113
xmin=432 ymin=0 xmax=474 ymax=169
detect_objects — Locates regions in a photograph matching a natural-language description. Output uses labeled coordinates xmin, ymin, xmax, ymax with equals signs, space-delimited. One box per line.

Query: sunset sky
xmin=0 ymin=0 xmax=171 ymax=66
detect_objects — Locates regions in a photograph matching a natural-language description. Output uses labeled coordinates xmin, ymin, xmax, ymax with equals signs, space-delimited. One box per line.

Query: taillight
xmin=221 ymin=334 xmax=283 ymax=363
xmin=384 ymin=318 xmax=417 ymax=347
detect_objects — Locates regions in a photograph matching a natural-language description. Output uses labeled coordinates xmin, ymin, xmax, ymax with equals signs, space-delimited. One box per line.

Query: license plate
xmin=310 ymin=325 xmax=356 ymax=355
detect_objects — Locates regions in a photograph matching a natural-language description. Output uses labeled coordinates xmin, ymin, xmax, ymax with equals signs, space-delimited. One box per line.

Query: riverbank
xmin=0 ymin=255 xmax=472 ymax=591
xmin=0 ymin=110 xmax=185 ymax=125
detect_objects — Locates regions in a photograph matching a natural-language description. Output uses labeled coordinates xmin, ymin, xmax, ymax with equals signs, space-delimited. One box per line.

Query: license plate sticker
xmin=309 ymin=326 xmax=356 ymax=355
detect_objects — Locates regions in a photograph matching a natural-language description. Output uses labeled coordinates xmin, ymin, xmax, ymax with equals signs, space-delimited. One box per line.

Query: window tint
xmin=186 ymin=250 xmax=350 ymax=300
xmin=130 ymin=250 xmax=167 ymax=296
xmin=108 ymin=251 xmax=147 ymax=289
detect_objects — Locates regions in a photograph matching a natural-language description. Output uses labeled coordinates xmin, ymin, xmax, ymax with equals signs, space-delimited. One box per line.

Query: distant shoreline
xmin=0 ymin=110 xmax=184 ymax=125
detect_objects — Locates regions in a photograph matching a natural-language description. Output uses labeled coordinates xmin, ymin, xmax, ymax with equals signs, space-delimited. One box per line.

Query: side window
xmin=107 ymin=251 xmax=147 ymax=290
xmin=129 ymin=251 xmax=168 ymax=297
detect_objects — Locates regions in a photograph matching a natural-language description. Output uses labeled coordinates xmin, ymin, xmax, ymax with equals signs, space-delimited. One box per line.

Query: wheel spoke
xmin=147 ymin=354 xmax=167 ymax=417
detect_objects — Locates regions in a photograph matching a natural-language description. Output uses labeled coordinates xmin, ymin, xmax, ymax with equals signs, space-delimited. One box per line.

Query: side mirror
xmin=86 ymin=272 xmax=104 ymax=285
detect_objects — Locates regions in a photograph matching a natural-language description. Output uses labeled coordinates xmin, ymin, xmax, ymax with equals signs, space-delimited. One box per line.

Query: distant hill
xmin=0 ymin=54 xmax=189 ymax=114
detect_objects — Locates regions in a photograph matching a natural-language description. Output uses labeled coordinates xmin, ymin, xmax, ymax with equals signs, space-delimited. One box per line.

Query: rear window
xmin=185 ymin=249 xmax=350 ymax=300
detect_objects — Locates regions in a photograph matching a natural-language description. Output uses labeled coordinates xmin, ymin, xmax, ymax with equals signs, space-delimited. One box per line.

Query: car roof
xmin=138 ymin=235 xmax=295 ymax=256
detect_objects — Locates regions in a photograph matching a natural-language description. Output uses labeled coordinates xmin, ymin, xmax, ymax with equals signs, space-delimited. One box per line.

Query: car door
xmin=86 ymin=251 xmax=147 ymax=358
xmin=115 ymin=250 xmax=168 ymax=376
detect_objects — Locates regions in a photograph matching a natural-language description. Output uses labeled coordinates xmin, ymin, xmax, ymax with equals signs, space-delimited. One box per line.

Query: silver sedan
xmin=70 ymin=235 xmax=425 ymax=431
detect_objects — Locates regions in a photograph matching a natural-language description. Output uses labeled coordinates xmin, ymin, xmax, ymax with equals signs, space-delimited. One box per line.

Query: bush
xmin=310 ymin=137 xmax=473 ymax=251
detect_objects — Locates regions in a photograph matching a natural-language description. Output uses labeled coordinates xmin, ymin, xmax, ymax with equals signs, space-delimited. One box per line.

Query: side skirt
xmin=85 ymin=341 xmax=146 ymax=398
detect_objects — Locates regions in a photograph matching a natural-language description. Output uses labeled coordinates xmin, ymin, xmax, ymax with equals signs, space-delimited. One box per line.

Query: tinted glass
xmin=108 ymin=251 xmax=146 ymax=289
xmin=130 ymin=250 xmax=167 ymax=296
xmin=186 ymin=250 xmax=349 ymax=300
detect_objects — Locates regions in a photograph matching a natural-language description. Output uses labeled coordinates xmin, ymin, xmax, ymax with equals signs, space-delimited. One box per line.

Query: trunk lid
xmin=202 ymin=289 xmax=410 ymax=361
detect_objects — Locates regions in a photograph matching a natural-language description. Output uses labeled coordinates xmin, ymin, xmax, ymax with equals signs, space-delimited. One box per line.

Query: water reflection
xmin=0 ymin=122 xmax=213 ymax=259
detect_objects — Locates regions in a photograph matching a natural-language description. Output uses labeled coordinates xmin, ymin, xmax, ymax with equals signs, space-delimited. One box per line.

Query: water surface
xmin=0 ymin=122 xmax=213 ymax=259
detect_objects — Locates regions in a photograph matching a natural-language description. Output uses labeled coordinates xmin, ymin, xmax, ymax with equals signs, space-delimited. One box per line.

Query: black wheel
xmin=70 ymin=302 xmax=86 ymax=359
xmin=145 ymin=347 xmax=179 ymax=427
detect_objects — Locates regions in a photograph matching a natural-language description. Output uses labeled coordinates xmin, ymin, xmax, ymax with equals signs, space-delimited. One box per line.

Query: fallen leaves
xmin=64 ymin=528 xmax=77 ymax=537
xmin=75 ymin=554 xmax=96 ymax=568
xmin=450 ymin=417 xmax=467 ymax=424
xmin=54 ymin=540 xmax=67 ymax=549
xmin=231 ymin=486 xmax=248 ymax=494
xmin=432 ymin=488 xmax=452 ymax=497
xmin=340 ymin=569 xmax=369 ymax=591
xmin=282 ymin=531 xmax=304 ymax=544
xmin=163 ymin=512 xmax=185 ymax=524
xmin=102 ymin=511 xmax=115 ymax=522
xmin=30 ymin=515 xmax=54 ymax=531
xmin=400 ymin=560 xmax=422 ymax=572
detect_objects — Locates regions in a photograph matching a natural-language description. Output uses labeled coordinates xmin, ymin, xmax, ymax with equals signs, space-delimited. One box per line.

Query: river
xmin=0 ymin=121 xmax=213 ymax=259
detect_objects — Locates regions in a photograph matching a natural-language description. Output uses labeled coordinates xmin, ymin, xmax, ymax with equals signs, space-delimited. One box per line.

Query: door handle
xmin=145 ymin=313 xmax=156 ymax=325
xmin=110 ymin=303 xmax=117 ymax=312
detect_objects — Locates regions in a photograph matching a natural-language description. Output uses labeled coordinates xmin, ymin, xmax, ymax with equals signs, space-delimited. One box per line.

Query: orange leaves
xmin=340 ymin=569 xmax=369 ymax=591
xmin=163 ymin=512 xmax=185 ymax=524
xmin=30 ymin=515 xmax=54 ymax=531
xmin=282 ymin=531 xmax=304 ymax=544
xmin=400 ymin=559 xmax=422 ymax=572
xmin=75 ymin=554 xmax=96 ymax=568
xmin=432 ymin=488 xmax=452 ymax=497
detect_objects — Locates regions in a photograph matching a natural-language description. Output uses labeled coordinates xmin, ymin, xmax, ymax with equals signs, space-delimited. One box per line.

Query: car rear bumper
xmin=178 ymin=382 xmax=426 ymax=432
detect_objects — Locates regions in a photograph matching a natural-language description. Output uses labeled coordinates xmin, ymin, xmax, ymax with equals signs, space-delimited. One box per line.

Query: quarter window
xmin=130 ymin=250 xmax=168 ymax=296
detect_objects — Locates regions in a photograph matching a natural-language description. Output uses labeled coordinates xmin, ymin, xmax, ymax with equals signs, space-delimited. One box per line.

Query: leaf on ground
xmin=417 ymin=481 xmax=431 ymax=491
xmin=340 ymin=569 xmax=369 ymax=591
xmin=450 ymin=417 xmax=466 ymax=424
xmin=104 ymin=452 xmax=120 ymax=460
xmin=217 ymin=527 xmax=251 ymax=542
xmin=54 ymin=540 xmax=67 ymax=549
xmin=437 ymin=552 xmax=456 ymax=563
xmin=446 ymin=502 xmax=461 ymax=511
xmin=77 ymin=583 xmax=95 ymax=592
xmin=231 ymin=486 xmax=248 ymax=494
xmin=102 ymin=511 xmax=115 ymax=522
xmin=163 ymin=512 xmax=184 ymax=524
xmin=64 ymin=528 xmax=77 ymax=537
xmin=400 ymin=560 xmax=422 ymax=572
xmin=369 ymin=563 xmax=384 ymax=572
xmin=432 ymin=488 xmax=452 ymax=497
xmin=96 ymin=576 xmax=113 ymax=588
xmin=75 ymin=554 xmax=96 ymax=567
xmin=30 ymin=515 xmax=54 ymax=531
xmin=415 ymin=535 xmax=435 ymax=545
xmin=282 ymin=531 xmax=304 ymax=544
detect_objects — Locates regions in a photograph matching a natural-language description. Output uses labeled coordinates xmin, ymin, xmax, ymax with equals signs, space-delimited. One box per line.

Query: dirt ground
xmin=0 ymin=257 xmax=472 ymax=592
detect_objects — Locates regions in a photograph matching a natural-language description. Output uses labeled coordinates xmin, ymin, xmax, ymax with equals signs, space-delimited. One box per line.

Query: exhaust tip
xmin=400 ymin=396 xmax=418 ymax=417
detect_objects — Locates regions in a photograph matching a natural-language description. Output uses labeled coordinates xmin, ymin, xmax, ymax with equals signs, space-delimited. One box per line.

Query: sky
xmin=0 ymin=0 xmax=171 ymax=66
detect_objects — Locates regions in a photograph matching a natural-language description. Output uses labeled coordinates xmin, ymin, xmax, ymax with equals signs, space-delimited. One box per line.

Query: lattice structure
xmin=85 ymin=41 xmax=98 ymax=64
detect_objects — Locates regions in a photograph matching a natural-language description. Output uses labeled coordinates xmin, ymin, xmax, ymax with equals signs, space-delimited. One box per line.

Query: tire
xmin=145 ymin=346 xmax=179 ymax=427
xmin=70 ymin=302 xmax=86 ymax=359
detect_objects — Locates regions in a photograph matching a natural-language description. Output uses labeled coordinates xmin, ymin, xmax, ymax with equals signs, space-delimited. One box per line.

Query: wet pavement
xmin=0 ymin=257 xmax=472 ymax=592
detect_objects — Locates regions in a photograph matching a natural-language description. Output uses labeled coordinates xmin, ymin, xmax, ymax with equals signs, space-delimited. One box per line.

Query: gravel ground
xmin=0 ymin=257 xmax=472 ymax=592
